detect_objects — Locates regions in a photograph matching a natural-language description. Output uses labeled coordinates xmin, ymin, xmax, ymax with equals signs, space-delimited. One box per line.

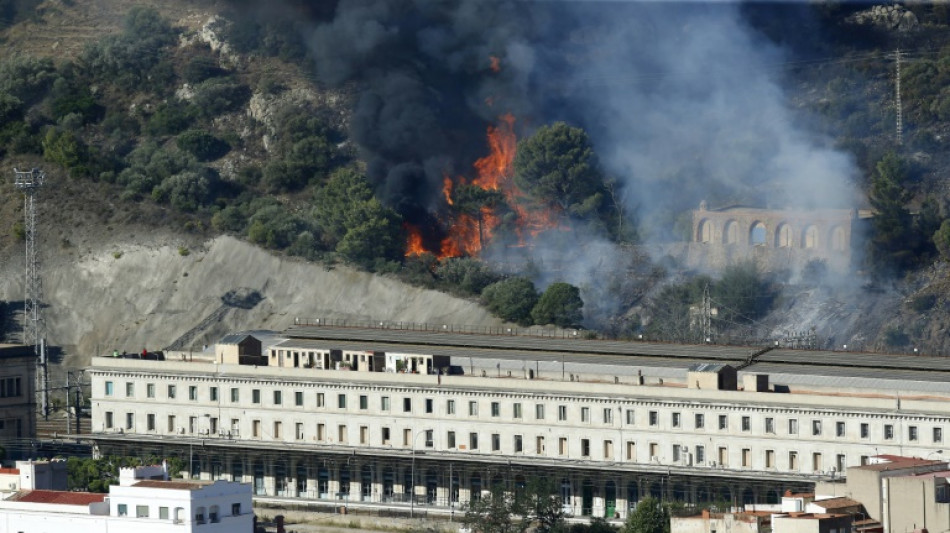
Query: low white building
xmin=0 ymin=464 xmax=252 ymax=532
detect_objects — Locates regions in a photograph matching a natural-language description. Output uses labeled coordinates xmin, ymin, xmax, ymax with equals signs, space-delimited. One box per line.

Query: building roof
xmin=688 ymin=363 xmax=731 ymax=372
xmin=853 ymin=456 xmax=945 ymax=471
xmin=132 ymin=480 xmax=209 ymax=490
xmin=11 ymin=490 xmax=105 ymax=505
xmin=218 ymin=333 xmax=258 ymax=345
xmin=811 ymin=496 xmax=861 ymax=510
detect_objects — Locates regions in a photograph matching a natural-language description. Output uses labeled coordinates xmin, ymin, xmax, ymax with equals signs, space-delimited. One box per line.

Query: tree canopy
xmin=531 ymin=282 xmax=584 ymax=327
xmin=481 ymin=276 xmax=539 ymax=326
xmin=622 ymin=496 xmax=669 ymax=533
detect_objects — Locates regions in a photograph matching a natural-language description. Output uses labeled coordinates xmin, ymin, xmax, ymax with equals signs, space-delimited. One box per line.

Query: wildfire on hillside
xmin=404 ymin=112 xmax=566 ymax=259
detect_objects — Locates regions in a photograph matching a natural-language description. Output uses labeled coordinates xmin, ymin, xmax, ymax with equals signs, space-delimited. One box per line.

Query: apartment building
xmin=86 ymin=325 xmax=950 ymax=519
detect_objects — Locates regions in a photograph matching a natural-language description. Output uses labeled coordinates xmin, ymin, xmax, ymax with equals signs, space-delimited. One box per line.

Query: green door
xmin=605 ymin=481 xmax=616 ymax=518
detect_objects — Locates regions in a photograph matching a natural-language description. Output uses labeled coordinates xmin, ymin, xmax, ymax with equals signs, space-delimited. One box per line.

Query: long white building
xmin=86 ymin=324 xmax=950 ymax=519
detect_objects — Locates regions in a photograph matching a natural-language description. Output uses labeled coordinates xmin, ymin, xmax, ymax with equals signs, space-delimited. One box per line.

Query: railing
xmin=293 ymin=317 xmax=588 ymax=339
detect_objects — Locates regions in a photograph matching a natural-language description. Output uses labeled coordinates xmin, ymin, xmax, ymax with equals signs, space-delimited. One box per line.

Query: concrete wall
xmin=886 ymin=475 xmax=950 ymax=533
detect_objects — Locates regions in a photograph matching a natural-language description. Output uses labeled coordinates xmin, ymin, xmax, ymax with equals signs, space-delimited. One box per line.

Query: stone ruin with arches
xmin=687 ymin=201 xmax=873 ymax=274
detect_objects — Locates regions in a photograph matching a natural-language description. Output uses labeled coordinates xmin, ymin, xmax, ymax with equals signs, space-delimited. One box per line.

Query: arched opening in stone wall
xmin=802 ymin=225 xmax=819 ymax=249
xmin=723 ymin=220 xmax=738 ymax=245
xmin=750 ymin=222 xmax=767 ymax=246
xmin=697 ymin=219 xmax=712 ymax=243
xmin=830 ymin=226 xmax=846 ymax=251
xmin=775 ymin=223 xmax=793 ymax=247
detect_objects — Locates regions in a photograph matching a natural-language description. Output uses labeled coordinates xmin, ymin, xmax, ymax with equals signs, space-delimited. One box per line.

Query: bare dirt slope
xmin=0 ymin=232 xmax=502 ymax=365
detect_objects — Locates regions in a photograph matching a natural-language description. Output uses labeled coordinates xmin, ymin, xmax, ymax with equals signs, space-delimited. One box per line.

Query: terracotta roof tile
xmin=13 ymin=490 xmax=105 ymax=505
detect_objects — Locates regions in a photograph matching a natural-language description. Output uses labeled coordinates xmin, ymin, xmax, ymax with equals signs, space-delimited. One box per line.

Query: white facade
xmin=0 ymin=465 xmax=252 ymax=533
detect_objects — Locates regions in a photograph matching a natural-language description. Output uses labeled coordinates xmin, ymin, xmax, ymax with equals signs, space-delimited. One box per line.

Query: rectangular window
xmin=295 ymin=391 xmax=303 ymax=406
xmin=189 ymin=386 xmax=198 ymax=401
xmin=537 ymin=436 xmax=545 ymax=454
xmin=836 ymin=421 xmax=846 ymax=437
xmin=296 ymin=423 xmax=304 ymax=440
xmin=650 ymin=443 xmax=659 ymax=460
xmin=718 ymin=446 xmax=728 ymax=466
xmin=492 ymin=433 xmax=501 ymax=451
xmin=105 ymin=411 xmax=114 ymax=429
xmin=118 ymin=503 xmax=128 ymax=516
xmin=382 ymin=427 xmax=391 ymax=445
xmin=812 ymin=420 xmax=822 ymax=436
xmin=273 ymin=390 xmax=282 ymax=405
xmin=626 ymin=409 xmax=635 ymax=425
xmin=673 ymin=444 xmax=681 ymax=462
xmin=470 ymin=433 xmax=479 ymax=450
xmin=360 ymin=426 xmax=369 ymax=444
xmin=167 ymin=415 xmax=176 ymax=433
xmin=558 ymin=405 xmax=567 ymax=421
xmin=232 ymin=503 xmax=241 ymax=516
xmin=105 ymin=381 xmax=114 ymax=396
xmin=167 ymin=385 xmax=176 ymax=399
xmin=252 ymin=420 xmax=261 ymax=438
xmin=210 ymin=387 xmax=218 ymax=402
xmin=447 ymin=431 xmax=456 ymax=448
xmin=741 ymin=448 xmax=751 ymax=467
xmin=649 ymin=411 xmax=658 ymax=426
xmin=382 ymin=396 xmax=391 ymax=411
xmin=252 ymin=389 xmax=260 ymax=404
xmin=766 ymin=449 xmax=775 ymax=468
xmin=317 ymin=393 xmax=325 ymax=407
xmin=515 ymin=435 xmax=523 ymax=453
xmin=513 ymin=403 xmax=523 ymax=419
xmin=470 ymin=401 xmax=479 ymax=416
xmin=447 ymin=399 xmax=455 ymax=415
xmin=426 ymin=398 xmax=434 ymax=414
xmin=581 ymin=438 xmax=590 ymax=457
xmin=696 ymin=445 xmax=705 ymax=464
xmin=403 ymin=397 xmax=411 ymax=412
xmin=491 ymin=402 xmax=501 ymax=417
xmin=147 ymin=414 xmax=155 ymax=431
xmin=339 ymin=394 xmax=347 ymax=409
xmin=695 ymin=413 xmax=704 ymax=429
xmin=672 ymin=412 xmax=681 ymax=428
xmin=273 ymin=421 xmax=282 ymax=439
xmin=581 ymin=407 xmax=590 ymax=423
xmin=718 ymin=415 xmax=728 ymax=430
xmin=536 ymin=404 xmax=545 ymax=420
xmin=910 ymin=426 xmax=919 ymax=441
xmin=765 ymin=418 xmax=775 ymax=434
xmin=789 ymin=451 xmax=799 ymax=470
xmin=789 ymin=419 xmax=799 ymax=435
xmin=603 ymin=408 xmax=613 ymax=424
xmin=604 ymin=440 xmax=613 ymax=459
xmin=338 ymin=425 xmax=347 ymax=443
xmin=741 ymin=416 xmax=750 ymax=431
xmin=125 ymin=382 xmax=134 ymax=397
xmin=159 ymin=506 xmax=169 ymax=519
xmin=126 ymin=412 xmax=134 ymax=429
xmin=230 ymin=388 xmax=239 ymax=402
xmin=626 ymin=441 xmax=636 ymax=460
xmin=147 ymin=383 xmax=155 ymax=398
xmin=559 ymin=437 xmax=567 ymax=456
xmin=425 ymin=429 xmax=434 ymax=448
xmin=836 ymin=454 xmax=846 ymax=473
xmin=935 ymin=427 xmax=943 ymax=443
xmin=861 ymin=423 xmax=870 ymax=438
xmin=317 ymin=424 xmax=325 ymax=441
xmin=885 ymin=424 xmax=894 ymax=440
xmin=403 ymin=429 xmax=411 ymax=446
xmin=359 ymin=395 xmax=368 ymax=410
xmin=812 ymin=452 xmax=822 ymax=471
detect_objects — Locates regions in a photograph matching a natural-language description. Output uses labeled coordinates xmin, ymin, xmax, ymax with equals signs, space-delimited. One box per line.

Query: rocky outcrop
xmin=846 ymin=4 xmax=919 ymax=32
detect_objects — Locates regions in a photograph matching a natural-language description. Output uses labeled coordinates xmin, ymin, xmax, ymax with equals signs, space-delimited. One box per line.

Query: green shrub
xmin=435 ymin=257 xmax=501 ymax=296
xmin=0 ymin=56 xmax=56 ymax=104
xmin=152 ymin=171 xmax=214 ymax=212
xmin=192 ymin=78 xmax=251 ymax=118
xmin=176 ymin=130 xmax=229 ymax=161
xmin=531 ymin=282 xmax=584 ymax=327
xmin=910 ymin=293 xmax=937 ymax=313
xmin=481 ymin=277 xmax=539 ymax=326
xmin=178 ymin=246 xmax=190 ymax=257
xmin=145 ymin=101 xmax=195 ymax=136
xmin=82 ymin=8 xmax=177 ymax=92
xmin=183 ymin=55 xmax=226 ymax=84
xmin=883 ymin=327 xmax=910 ymax=348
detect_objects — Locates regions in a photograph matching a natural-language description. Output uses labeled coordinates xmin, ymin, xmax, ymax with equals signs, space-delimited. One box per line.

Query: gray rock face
xmin=847 ymin=4 xmax=919 ymax=32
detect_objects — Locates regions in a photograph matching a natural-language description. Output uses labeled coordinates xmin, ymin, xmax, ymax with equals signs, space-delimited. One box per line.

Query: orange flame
xmin=472 ymin=113 xmax=516 ymax=191
xmin=443 ymin=176 xmax=454 ymax=206
xmin=489 ymin=56 xmax=501 ymax=73
xmin=405 ymin=224 xmax=426 ymax=256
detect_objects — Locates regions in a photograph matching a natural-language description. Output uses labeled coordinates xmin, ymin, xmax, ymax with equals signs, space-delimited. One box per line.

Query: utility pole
xmin=13 ymin=168 xmax=48 ymax=420
xmin=895 ymin=48 xmax=903 ymax=146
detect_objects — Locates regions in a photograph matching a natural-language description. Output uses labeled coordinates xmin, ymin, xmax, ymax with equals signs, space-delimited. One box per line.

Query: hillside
xmin=0 ymin=1 xmax=949 ymax=357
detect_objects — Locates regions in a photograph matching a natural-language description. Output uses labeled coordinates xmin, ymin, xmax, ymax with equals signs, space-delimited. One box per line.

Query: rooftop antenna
xmin=13 ymin=167 xmax=48 ymax=420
